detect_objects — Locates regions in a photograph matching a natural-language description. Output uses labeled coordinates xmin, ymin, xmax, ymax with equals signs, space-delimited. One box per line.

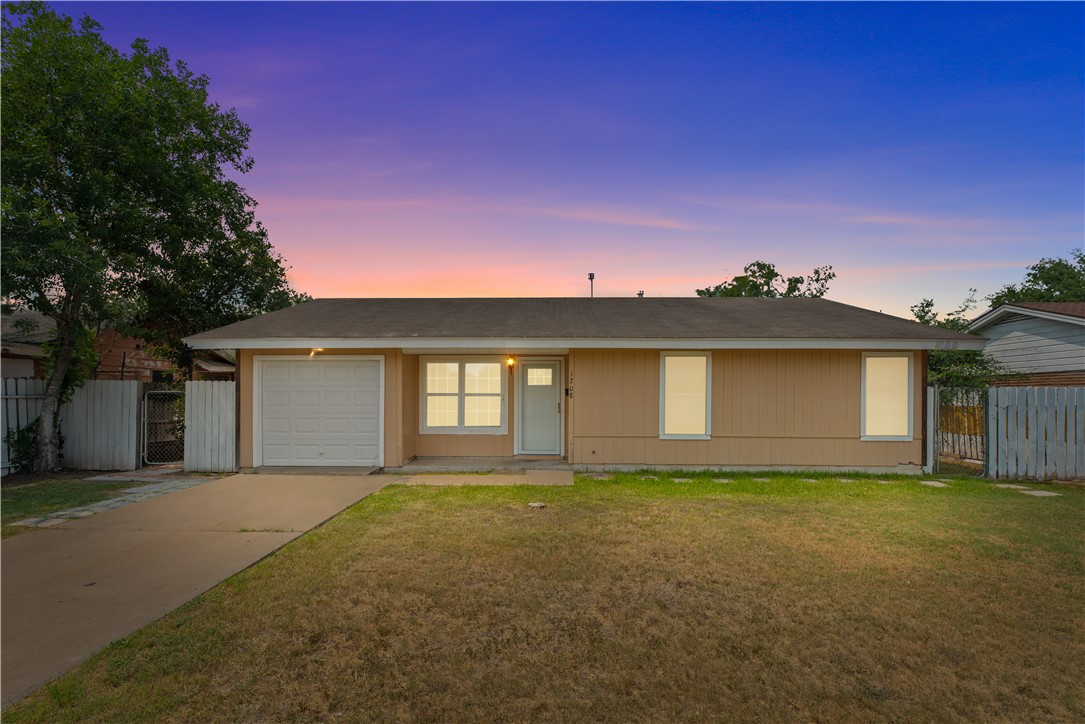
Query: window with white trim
xmin=861 ymin=353 xmax=912 ymax=440
xmin=421 ymin=358 xmax=507 ymax=434
xmin=660 ymin=352 xmax=711 ymax=439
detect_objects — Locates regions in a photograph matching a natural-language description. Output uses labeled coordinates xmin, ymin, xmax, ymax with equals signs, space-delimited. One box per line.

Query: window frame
xmin=658 ymin=351 xmax=712 ymax=440
xmin=860 ymin=351 xmax=914 ymax=441
xmin=419 ymin=356 xmax=508 ymax=435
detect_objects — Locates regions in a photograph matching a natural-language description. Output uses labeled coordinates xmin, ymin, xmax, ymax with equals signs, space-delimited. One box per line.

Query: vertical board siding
xmin=1 ymin=378 xmax=46 ymax=475
xmin=569 ymin=349 xmax=923 ymax=469
xmin=59 ymin=380 xmax=142 ymax=471
xmin=185 ymin=381 xmax=237 ymax=472
xmin=987 ymin=386 xmax=1085 ymax=480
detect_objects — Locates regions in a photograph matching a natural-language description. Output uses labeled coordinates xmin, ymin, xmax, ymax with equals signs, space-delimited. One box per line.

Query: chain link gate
xmin=142 ymin=389 xmax=185 ymax=465
xmin=933 ymin=386 xmax=987 ymax=475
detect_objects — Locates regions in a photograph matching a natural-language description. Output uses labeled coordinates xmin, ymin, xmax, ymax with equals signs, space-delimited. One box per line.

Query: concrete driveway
xmin=1 ymin=473 xmax=390 ymax=706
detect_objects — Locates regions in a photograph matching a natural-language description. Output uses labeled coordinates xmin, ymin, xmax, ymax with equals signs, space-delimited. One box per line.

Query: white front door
xmin=257 ymin=357 xmax=382 ymax=466
xmin=519 ymin=361 xmax=561 ymax=455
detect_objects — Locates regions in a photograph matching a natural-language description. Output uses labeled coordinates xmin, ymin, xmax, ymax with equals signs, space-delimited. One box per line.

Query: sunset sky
xmin=60 ymin=2 xmax=1083 ymax=318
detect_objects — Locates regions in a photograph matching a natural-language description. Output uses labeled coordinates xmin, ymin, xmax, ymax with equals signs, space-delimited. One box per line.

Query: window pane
xmin=464 ymin=363 xmax=501 ymax=394
xmin=864 ymin=356 xmax=909 ymax=436
xmin=426 ymin=363 xmax=459 ymax=394
xmin=664 ymin=355 xmax=707 ymax=436
xmin=464 ymin=396 xmax=501 ymax=427
xmin=426 ymin=395 xmax=459 ymax=428
xmin=528 ymin=368 xmax=553 ymax=386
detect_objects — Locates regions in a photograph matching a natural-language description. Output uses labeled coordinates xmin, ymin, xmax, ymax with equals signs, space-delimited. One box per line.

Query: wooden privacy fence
xmin=1 ymin=378 xmax=46 ymax=475
xmin=184 ymin=380 xmax=236 ymax=472
xmin=61 ymin=380 xmax=143 ymax=471
xmin=988 ymin=386 xmax=1084 ymax=480
xmin=1 ymin=378 xmax=143 ymax=474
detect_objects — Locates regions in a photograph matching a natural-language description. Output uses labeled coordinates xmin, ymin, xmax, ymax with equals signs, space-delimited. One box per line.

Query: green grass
xmin=6 ymin=472 xmax=1084 ymax=721
xmin=1 ymin=479 xmax=131 ymax=538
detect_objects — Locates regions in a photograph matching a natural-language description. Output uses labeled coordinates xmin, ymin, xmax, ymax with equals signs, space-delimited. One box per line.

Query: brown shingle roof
xmin=185 ymin=297 xmax=981 ymax=344
xmin=1009 ymin=302 xmax=1085 ymax=319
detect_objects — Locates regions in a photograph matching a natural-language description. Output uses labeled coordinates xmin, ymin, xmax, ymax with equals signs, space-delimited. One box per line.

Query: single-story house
xmin=183 ymin=297 xmax=984 ymax=472
xmin=969 ymin=302 xmax=1085 ymax=386
xmin=1 ymin=309 xmax=175 ymax=382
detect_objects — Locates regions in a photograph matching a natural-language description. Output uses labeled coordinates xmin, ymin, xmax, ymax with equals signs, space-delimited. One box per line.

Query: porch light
xmin=309 ymin=348 xmax=324 ymax=358
xmin=506 ymin=356 xmax=516 ymax=367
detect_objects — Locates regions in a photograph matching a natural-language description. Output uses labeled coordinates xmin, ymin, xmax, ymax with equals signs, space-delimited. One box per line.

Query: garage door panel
xmin=263 ymin=366 xmax=292 ymax=382
xmin=259 ymin=358 xmax=382 ymax=467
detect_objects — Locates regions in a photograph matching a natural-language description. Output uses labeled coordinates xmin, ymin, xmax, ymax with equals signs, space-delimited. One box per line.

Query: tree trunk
xmin=34 ymin=315 xmax=80 ymax=472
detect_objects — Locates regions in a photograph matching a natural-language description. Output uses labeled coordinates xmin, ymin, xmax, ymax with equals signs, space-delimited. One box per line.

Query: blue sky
xmin=51 ymin=2 xmax=1084 ymax=316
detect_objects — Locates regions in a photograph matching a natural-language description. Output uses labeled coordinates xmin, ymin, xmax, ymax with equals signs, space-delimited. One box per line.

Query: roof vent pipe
xmin=588 ymin=272 xmax=595 ymax=298
xmin=637 ymin=291 xmax=644 ymax=298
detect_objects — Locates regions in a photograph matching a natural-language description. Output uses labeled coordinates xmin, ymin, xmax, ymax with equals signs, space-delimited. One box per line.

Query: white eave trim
xmin=184 ymin=336 xmax=986 ymax=351
xmin=970 ymin=304 xmax=1085 ymax=332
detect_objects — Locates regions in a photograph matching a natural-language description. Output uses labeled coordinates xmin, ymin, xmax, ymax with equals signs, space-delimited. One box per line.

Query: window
xmin=861 ymin=353 xmax=912 ymax=440
xmin=660 ymin=352 xmax=711 ymax=439
xmin=422 ymin=358 xmax=507 ymax=434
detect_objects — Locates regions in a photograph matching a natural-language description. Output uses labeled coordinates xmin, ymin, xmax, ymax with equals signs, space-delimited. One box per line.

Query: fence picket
xmin=1077 ymin=388 xmax=1085 ymax=477
xmin=982 ymin=385 xmax=1084 ymax=481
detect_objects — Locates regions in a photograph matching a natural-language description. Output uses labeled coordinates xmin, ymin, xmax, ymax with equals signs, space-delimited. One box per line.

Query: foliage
xmin=911 ymin=290 xmax=1004 ymax=389
xmin=42 ymin=327 xmax=97 ymax=404
xmin=987 ymin=250 xmax=1085 ymax=306
xmin=2 ymin=420 xmax=50 ymax=474
xmin=697 ymin=260 xmax=835 ymax=298
xmin=1 ymin=2 xmax=306 ymax=468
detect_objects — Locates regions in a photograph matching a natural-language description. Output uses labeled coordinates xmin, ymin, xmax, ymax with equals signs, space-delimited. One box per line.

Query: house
xmin=1 ymin=309 xmax=174 ymax=382
xmin=183 ymin=297 xmax=984 ymax=472
xmin=969 ymin=302 xmax=1085 ymax=386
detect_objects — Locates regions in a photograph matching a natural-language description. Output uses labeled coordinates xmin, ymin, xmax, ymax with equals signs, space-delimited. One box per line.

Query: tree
xmin=2 ymin=2 xmax=307 ymax=470
xmin=911 ymin=291 xmax=1004 ymax=389
xmin=697 ymin=260 xmax=835 ymax=298
xmin=987 ymin=250 xmax=1085 ymax=306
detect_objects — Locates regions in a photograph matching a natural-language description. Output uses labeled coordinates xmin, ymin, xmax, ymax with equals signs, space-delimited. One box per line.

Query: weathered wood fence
xmin=184 ymin=380 xmax=237 ymax=472
xmin=988 ymin=386 xmax=1084 ymax=480
xmin=1 ymin=378 xmax=46 ymax=475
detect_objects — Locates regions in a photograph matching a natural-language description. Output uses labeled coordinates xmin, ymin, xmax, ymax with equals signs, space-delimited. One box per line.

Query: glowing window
xmin=527 ymin=368 xmax=553 ymax=386
xmin=861 ymin=354 xmax=912 ymax=440
xmin=660 ymin=353 xmax=711 ymax=439
xmin=422 ymin=359 xmax=506 ymax=434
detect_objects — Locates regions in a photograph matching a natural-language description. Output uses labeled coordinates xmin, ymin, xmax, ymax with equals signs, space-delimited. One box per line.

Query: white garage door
xmin=257 ymin=357 xmax=382 ymax=467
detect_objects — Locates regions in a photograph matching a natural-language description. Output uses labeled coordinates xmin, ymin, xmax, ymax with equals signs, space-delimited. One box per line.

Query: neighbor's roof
xmin=184 ymin=298 xmax=984 ymax=351
xmin=1 ymin=309 xmax=55 ymax=345
xmin=970 ymin=301 xmax=1085 ymax=332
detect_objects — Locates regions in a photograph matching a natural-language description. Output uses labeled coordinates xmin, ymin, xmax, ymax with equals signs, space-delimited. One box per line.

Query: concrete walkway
xmin=1 ymin=473 xmax=389 ymax=707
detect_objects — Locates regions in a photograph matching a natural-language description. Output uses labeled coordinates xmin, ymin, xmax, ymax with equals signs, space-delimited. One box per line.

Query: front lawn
xmin=8 ymin=473 xmax=1084 ymax=721
xmin=1 ymin=475 xmax=132 ymax=538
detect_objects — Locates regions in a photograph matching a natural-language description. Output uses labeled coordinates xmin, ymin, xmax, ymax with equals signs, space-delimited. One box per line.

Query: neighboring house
xmin=969 ymin=302 xmax=1085 ymax=386
xmin=0 ymin=310 xmax=174 ymax=382
xmin=184 ymin=297 xmax=983 ymax=472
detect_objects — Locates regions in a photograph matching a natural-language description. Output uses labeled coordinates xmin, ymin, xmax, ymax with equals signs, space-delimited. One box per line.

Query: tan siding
xmin=401 ymin=354 xmax=418 ymax=462
xmin=569 ymin=349 xmax=923 ymax=469
xmin=238 ymin=348 xmax=403 ymax=468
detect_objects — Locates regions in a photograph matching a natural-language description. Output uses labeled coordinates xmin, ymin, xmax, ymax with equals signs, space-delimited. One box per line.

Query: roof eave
xmin=970 ymin=304 xmax=1085 ymax=331
xmin=184 ymin=336 xmax=986 ymax=352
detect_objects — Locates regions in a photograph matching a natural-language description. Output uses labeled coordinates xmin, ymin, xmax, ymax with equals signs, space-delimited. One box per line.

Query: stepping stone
xmin=994 ymin=484 xmax=1031 ymax=490
xmin=1020 ymin=490 xmax=1061 ymax=497
xmin=752 ymin=477 xmax=770 ymax=482
xmin=673 ymin=478 xmax=692 ymax=482
xmin=837 ymin=478 xmax=857 ymax=483
xmin=800 ymin=478 xmax=819 ymax=483
xmin=582 ymin=473 xmax=613 ymax=480
xmin=640 ymin=476 xmax=657 ymax=480
xmin=919 ymin=481 xmax=949 ymax=488
xmin=528 ymin=502 xmax=547 ymax=509
xmin=713 ymin=478 xmax=732 ymax=483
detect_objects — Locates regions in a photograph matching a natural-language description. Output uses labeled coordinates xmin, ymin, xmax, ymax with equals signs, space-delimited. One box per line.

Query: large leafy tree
xmin=2 ymin=2 xmax=307 ymax=470
xmin=911 ymin=291 xmax=1004 ymax=389
xmin=987 ymin=250 xmax=1085 ymax=306
xmin=697 ymin=260 xmax=835 ymax=298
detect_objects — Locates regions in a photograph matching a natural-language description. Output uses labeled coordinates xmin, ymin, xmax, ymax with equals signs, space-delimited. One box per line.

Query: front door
xmin=519 ymin=361 xmax=562 ymax=455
